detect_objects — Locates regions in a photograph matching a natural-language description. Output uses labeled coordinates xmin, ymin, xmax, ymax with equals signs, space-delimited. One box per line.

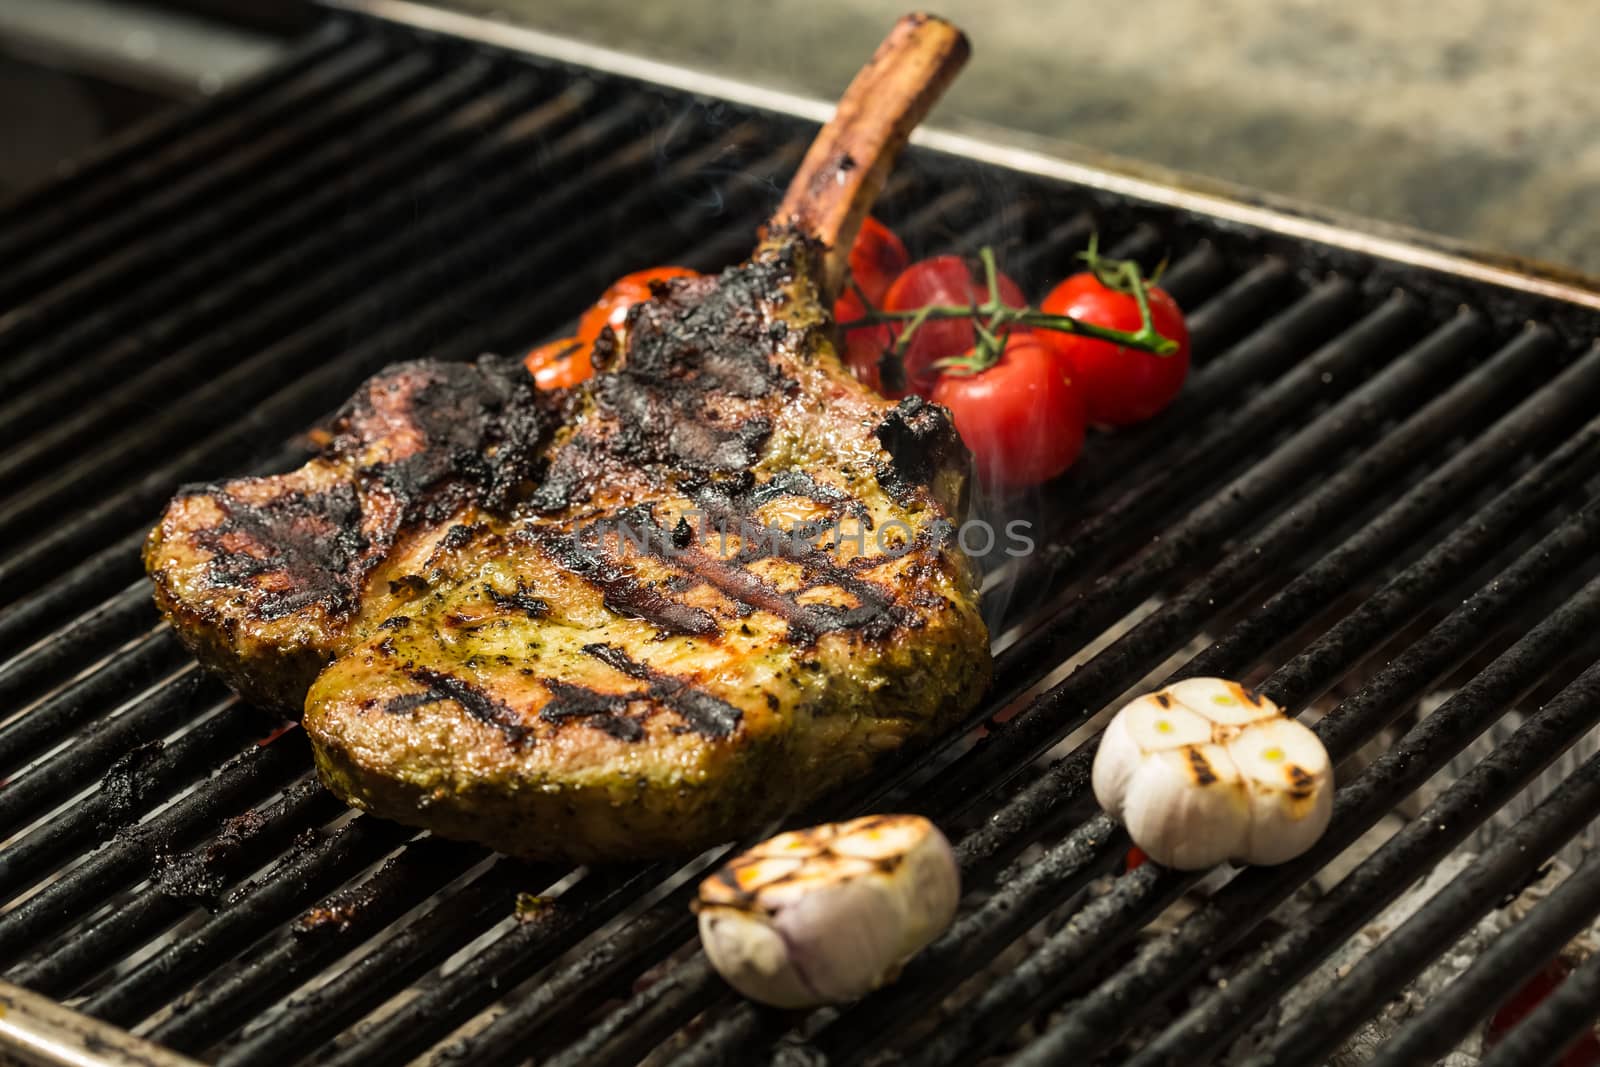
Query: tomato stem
xmin=847 ymin=277 xmax=876 ymax=312
xmin=1078 ymin=236 xmax=1164 ymax=350
xmin=840 ymin=241 xmax=1180 ymax=374
xmin=857 ymin=303 xmax=1178 ymax=353
xmin=978 ymin=247 xmax=1004 ymax=308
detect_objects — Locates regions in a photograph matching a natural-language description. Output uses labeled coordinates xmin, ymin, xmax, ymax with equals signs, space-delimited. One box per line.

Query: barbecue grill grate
xmin=3 ymin=8 xmax=1600 ymax=1067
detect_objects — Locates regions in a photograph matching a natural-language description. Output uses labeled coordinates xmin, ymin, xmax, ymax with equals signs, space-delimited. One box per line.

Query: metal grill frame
xmin=2 ymin=3 xmax=1600 ymax=1066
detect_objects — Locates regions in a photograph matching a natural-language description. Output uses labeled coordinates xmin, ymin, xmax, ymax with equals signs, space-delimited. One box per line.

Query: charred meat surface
xmin=145 ymin=240 xmax=989 ymax=862
xmin=144 ymin=13 xmax=987 ymax=861
xmin=303 ymin=235 xmax=989 ymax=860
xmin=144 ymin=355 xmax=552 ymax=711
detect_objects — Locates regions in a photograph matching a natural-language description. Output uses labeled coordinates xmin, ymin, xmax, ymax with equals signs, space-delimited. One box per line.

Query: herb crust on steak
xmin=144 ymin=14 xmax=988 ymax=861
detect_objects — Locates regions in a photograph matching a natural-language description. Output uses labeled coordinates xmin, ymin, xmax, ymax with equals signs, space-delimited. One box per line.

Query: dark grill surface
xmin=3 ymin=13 xmax=1600 ymax=1067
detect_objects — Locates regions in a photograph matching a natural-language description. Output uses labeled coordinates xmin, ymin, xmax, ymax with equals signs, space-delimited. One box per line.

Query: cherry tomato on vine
xmin=523 ymin=336 xmax=591 ymax=390
xmin=883 ymin=255 xmax=1027 ymax=395
xmin=836 ymin=314 xmax=899 ymax=395
xmin=577 ymin=265 xmax=701 ymax=354
xmin=527 ymin=266 xmax=701 ymax=390
xmin=847 ymin=215 xmax=910 ymax=305
xmin=930 ymin=334 xmax=1085 ymax=489
xmin=1038 ymin=273 xmax=1190 ymax=427
xmin=833 ymin=217 xmax=910 ymax=395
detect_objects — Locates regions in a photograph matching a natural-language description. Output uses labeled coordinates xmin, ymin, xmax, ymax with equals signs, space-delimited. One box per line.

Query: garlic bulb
xmin=1092 ymin=677 xmax=1333 ymax=870
xmin=695 ymin=814 xmax=960 ymax=1008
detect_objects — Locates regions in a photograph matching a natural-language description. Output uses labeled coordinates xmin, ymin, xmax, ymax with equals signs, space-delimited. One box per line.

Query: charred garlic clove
xmin=1092 ymin=677 xmax=1333 ymax=870
xmin=695 ymin=814 xmax=960 ymax=1009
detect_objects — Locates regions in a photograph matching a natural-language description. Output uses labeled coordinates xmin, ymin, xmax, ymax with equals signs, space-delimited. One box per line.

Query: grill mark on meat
xmin=487 ymin=587 xmax=550 ymax=618
xmin=575 ymin=489 xmax=917 ymax=645
xmin=739 ymin=469 xmax=872 ymax=526
xmin=194 ymin=484 xmax=370 ymax=621
xmin=539 ymin=681 xmax=646 ymax=742
xmin=177 ymin=357 xmax=551 ymax=629
xmin=675 ymin=540 xmax=894 ymax=645
xmin=685 ymin=490 xmax=908 ymax=643
xmin=383 ymin=691 xmax=440 ymax=715
xmin=581 ymin=643 xmax=742 ymax=739
xmin=522 ymin=527 xmax=721 ymax=637
xmin=384 ymin=668 xmax=533 ymax=747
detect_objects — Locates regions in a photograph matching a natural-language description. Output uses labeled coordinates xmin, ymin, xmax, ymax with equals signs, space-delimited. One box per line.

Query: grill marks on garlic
xmin=696 ymin=814 xmax=960 ymax=1008
xmin=1092 ymin=677 xmax=1334 ymax=870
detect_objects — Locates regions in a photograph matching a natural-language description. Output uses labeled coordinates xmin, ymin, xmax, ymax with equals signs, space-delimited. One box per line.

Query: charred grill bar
xmin=2 ymin=6 xmax=1600 ymax=1066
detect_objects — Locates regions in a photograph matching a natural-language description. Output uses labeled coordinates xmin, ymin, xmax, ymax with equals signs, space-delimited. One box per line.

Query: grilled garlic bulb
xmin=695 ymin=814 xmax=960 ymax=1009
xmin=1092 ymin=677 xmax=1333 ymax=870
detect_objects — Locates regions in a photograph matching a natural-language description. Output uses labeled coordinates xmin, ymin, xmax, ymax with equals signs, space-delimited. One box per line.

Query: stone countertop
xmin=449 ymin=0 xmax=1600 ymax=277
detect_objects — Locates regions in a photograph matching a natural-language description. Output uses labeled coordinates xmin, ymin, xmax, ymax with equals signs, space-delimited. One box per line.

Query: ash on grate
xmin=1232 ymin=853 xmax=1600 ymax=1065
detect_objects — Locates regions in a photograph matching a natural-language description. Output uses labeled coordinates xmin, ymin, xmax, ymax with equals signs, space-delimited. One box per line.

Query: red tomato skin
xmin=523 ymin=336 xmax=590 ymax=390
xmin=537 ymin=266 xmax=699 ymax=390
xmin=931 ymin=336 xmax=1086 ymax=489
xmin=847 ymin=215 xmax=910 ymax=305
xmin=833 ymin=217 xmax=910 ymax=395
xmin=1125 ymin=846 xmax=1149 ymax=872
xmin=577 ymin=266 xmax=700 ymax=352
xmin=884 ymin=256 xmax=1028 ymax=395
xmin=833 ymin=286 xmax=901 ymax=395
xmin=1038 ymin=274 xmax=1190 ymax=427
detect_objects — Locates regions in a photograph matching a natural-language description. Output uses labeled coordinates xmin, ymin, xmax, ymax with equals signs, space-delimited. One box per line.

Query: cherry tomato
xmin=840 ymin=322 xmax=899 ymax=395
xmin=577 ymin=266 xmax=700 ymax=354
xmin=523 ymin=336 xmax=590 ymax=390
xmin=883 ymin=255 xmax=1027 ymax=395
xmin=832 ymin=217 xmax=910 ymax=396
xmin=834 ymin=287 xmax=900 ymax=394
xmin=930 ymin=334 xmax=1085 ymax=489
xmin=1038 ymin=273 xmax=1190 ymax=427
xmin=1125 ymin=846 xmax=1149 ymax=872
xmin=847 ymin=215 xmax=909 ymax=305
xmin=527 ymin=266 xmax=701 ymax=390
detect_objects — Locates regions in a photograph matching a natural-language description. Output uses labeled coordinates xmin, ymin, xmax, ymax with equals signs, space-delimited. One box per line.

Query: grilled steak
xmin=145 ymin=355 xmax=552 ymax=712
xmin=144 ymin=13 xmax=989 ymax=861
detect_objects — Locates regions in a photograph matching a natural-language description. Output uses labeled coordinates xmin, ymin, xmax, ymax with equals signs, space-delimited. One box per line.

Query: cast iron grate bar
xmin=1479 ymin=913 xmax=1600 ymax=1067
xmin=1370 ymin=843 xmax=1600 ymax=1066
xmin=0 ymin=21 xmax=356 ymax=259
xmin=0 ymin=32 xmax=403 ymax=328
xmin=0 ymin=11 xmax=1597 ymax=1067
xmin=0 ymin=57 xmax=532 ymax=462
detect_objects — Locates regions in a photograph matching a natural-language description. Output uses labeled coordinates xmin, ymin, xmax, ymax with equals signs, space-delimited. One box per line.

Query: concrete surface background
xmin=454 ymin=0 xmax=1600 ymax=275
